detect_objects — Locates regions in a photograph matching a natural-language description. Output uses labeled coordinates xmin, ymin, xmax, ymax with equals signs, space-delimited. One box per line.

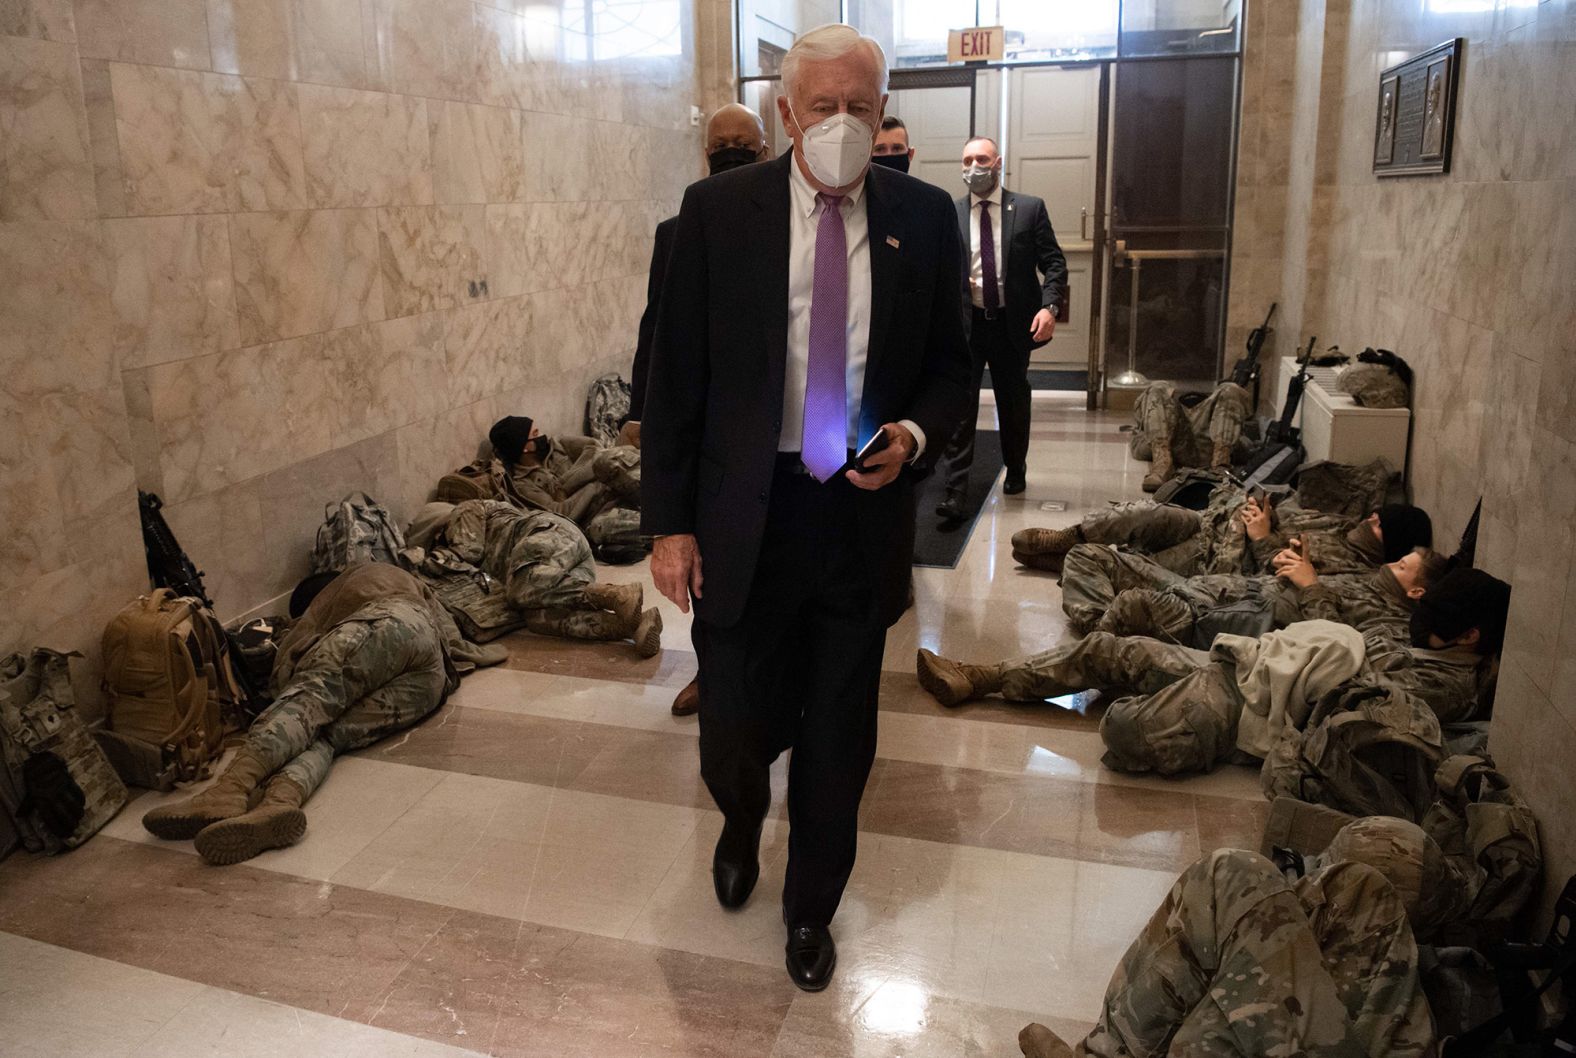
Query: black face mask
xmin=707 ymin=147 xmax=760 ymax=175
xmin=530 ymin=436 xmax=551 ymax=459
xmin=871 ymin=153 xmax=910 ymax=174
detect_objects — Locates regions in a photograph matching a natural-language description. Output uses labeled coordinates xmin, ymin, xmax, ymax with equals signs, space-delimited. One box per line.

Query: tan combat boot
xmin=631 ymin=607 xmax=663 ymax=658
xmin=1141 ymin=442 xmax=1174 ymax=493
xmin=1019 ymin=1023 xmax=1075 ymax=1058
xmin=1010 ymin=525 xmax=1082 ymax=557
xmin=193 ymin=775 xmax=307 ymax=866
xmin=141 ymin=749 xmax=270 ymax=840
xmin=585 ymin=581 xmax=643 ymax=625
xmin=1210 ymin=439 xmax=1234 ymax=470
xmin=1011 ymin=548 xmax=1065 ymax=573
xmin=916 ymin=649 xmax=1002 ymax=707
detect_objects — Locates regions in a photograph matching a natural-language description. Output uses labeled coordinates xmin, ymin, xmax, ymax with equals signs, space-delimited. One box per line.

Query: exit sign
xmin=948 ymin=25 xmax=1005 ymax=63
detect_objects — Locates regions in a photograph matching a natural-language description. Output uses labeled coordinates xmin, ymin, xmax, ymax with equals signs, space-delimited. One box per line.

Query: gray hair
xmin=780 ymin=23 xmax=889 ymax=102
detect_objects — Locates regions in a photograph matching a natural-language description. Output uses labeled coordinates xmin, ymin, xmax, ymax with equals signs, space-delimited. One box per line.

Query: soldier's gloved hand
xmin=18 ymin=751 xmax=86 ymax=840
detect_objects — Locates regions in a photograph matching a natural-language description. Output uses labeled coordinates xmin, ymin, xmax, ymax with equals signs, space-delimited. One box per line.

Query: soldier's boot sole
xmin=1010 ymin=526 xmax=1079 ymax=556
xmin=193 ymin=805 xmax=307 ymax=866
xmin=141 ymin=785 xmax=259 ymax=841
xmin=916 ymin=649 xmax=974 ymax=708
xmin=1011 ymin=548 xmax=1064 ymax=573
xmin=1018 ymin=1023 xmax=1075 ymax=1058
xmin=633 ymin=607 xmax=663 ymax=658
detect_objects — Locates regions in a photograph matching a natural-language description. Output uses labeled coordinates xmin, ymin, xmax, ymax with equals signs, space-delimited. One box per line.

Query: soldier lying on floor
xmin=1129 ymin=380 xmax=1252 ymax=492
xmin=1011 ymin=486 xmax=1431 ymax=577
xmin=406 ymin=500 xmax=662 ymax=657
xmin=916 ymin=568 xmax=1510 ymax=775
xmin=486 ymin=414 xmax=641 ymax=558
xmin=1059 ymin=534 xmax=1449 ymax=642
xmin=142 ymin=563 xmax=505 ymax=865
xmin=1017 ymin=819 xmax=1450 ymax=1058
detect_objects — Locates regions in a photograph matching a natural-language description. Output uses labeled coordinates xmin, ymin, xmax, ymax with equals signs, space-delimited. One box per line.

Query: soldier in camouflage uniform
xmin=141 ymin=564 xmax=481 ymax=865
xmin=415 ymin=500 xmax=662 ymax=657
xmin=1130 ymin=380 xmax=1252 ymax=492
xmin=1018 ymin=835 xmax=1439 ymax=1057
xmin=1011 ymin=485 xmax=1429 ymax=578
xmin=1060 ymin=539 xmax=1445 ymax=642
xmin=488 ymin=415 xmax=640 ymax=525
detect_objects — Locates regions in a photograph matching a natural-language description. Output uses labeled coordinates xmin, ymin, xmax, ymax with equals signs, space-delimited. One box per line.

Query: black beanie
xmin=289 ymin=570 xmax=342 ymax=619
xmin=1377 ymin=504 xmax=1433 ymax=563
xmin=1410 ymin=568 xmax=1511 ymax=655
xmin=488 ymin=416 xmax=533 ymax=464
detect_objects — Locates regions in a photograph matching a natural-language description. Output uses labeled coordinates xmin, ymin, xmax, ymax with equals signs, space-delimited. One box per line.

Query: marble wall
xmin=1 ymin=0 xmax=715 ymax=710
xmin=1229 ymin=0 xmax=1576 ymax=917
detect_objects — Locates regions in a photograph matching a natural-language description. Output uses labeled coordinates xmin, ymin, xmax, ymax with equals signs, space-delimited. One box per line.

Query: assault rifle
xmin=139 ymin=490 xmax=213 ymax=607
xmin=1230 ymin=302 xmax=1277 ymax=392
xmin=1265 ymin=335 xmax=1317 ymax=446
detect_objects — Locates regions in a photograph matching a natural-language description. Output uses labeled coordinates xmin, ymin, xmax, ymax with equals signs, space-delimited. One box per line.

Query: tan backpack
xmin=98 ymin=590 xmax=244 ymax=790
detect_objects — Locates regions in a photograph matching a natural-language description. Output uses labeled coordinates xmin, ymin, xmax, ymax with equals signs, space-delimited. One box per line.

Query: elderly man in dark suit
xmin=641 ymin=24 xmax=970 ymax=991
xmin=935 ymin=136 xmax=1068 ymax=519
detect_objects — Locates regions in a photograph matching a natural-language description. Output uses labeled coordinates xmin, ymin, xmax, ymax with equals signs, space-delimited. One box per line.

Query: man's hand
xmin=1030 ymin=308 xmax=1056 ymax=343
xmin=617 ymin=420 xmax=640 ymax=448
xmin=846 ymin=423 xmax=916 ymax=491
xmin=652 ymin=534 xmax=702 ymax=613
xmin=1240 ymin=497 xmax=1272 ymax=542
xmin=1272 ymin=538 xmax=1317 ymax=589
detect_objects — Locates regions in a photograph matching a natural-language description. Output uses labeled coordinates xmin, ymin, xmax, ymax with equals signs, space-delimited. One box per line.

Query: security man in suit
xmin=629 ymin=104 xmax=770 ymax=426
xmin=935 ymin=136 xmax=1068 ymax=519
xmin=642 ymin=24 xmax=971 ymax=991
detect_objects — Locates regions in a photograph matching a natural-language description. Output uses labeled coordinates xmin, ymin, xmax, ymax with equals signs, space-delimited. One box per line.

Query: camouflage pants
xmin=1060 ymin=545 xmax=1192 ymax=633
xmin=243 ymin=603 xmax=447 ymax=799
xmin=1062 ymin=545 xmax=1286 ymax=642
xmin=504 ymin=520 xmax=597 ymax=611
xmin=586 ymin=505 xmax=641 ymax=551
xmin=592 ymin=446 xmax=641 ymax=504
xmin=1076 ymin=851 xmax=1433 ymax=1058
xmin=1076 ymin=502 xmax=1207 ymax=574
xmin=1129 ymin=381 xmax=1251 ymax=469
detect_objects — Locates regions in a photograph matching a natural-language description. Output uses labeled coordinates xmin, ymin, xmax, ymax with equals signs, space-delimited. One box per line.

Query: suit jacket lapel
xmin=862 ymin=170 xmax=904 ymax=422
xmin=752 ymin=156 xmax=794 ymax=421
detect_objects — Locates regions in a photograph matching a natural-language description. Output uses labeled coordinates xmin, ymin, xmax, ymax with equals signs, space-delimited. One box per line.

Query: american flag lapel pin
xmin=886 ymin=235 xmax=900 ymax=249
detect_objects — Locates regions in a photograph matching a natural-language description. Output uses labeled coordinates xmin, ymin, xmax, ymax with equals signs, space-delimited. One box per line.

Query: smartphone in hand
xmin=852 ymin=428 xmax=891 ymax=474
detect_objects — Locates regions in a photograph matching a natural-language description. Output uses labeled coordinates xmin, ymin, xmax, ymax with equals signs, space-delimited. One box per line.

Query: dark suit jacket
xmin=957 ymin=189 xmax=1068 ymax=353
xmin=642 ymin=153 xmax=973 ymax=629
xmin=628 ymin=214 xmax=677 ymax=421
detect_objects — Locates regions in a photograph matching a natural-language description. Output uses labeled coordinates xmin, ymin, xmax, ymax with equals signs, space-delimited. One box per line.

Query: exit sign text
xmin=948 ymin=26 xmax=1005 ymax=63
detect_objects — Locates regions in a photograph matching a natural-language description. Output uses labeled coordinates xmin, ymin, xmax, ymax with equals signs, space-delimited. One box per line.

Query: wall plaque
xmin=1374 ymin=38 xmax=1462 ymax=177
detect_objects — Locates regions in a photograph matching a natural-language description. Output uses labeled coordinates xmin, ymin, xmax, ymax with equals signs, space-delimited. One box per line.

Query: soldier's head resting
xmin=289 ymin=570 xmax=343 ymax=619
xmin=1385 ymin=547 xmax=1451 ymax=601
xmin=1410 ymin=567 xmax=1512 ymax=655
xmin=1358 ymin=503 xmax=1433 ymax=562
xmin=488 ymin=415 xmax=548 ymax=467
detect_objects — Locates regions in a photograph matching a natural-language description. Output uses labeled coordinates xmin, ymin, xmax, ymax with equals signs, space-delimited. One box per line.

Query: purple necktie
xmin=980 ymin=202 xmax=1000 ymax=311
xmin=803 ymin=193 xmax=848 ymax=482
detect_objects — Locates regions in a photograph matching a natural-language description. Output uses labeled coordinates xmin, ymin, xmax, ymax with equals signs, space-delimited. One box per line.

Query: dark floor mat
xmin=912 ymin=430 xmax=1002 ymax=569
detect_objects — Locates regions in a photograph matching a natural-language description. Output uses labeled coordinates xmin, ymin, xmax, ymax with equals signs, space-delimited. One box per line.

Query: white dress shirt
xmin=968 ymin=185 xmax=1006 ymax=310
xmin=781 ymin=157 xmax=925 ymax=458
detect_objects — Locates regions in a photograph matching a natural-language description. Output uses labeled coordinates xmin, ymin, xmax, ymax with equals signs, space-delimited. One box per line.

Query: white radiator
xmin=1274 ymin=357 xmax=1411 ymax=471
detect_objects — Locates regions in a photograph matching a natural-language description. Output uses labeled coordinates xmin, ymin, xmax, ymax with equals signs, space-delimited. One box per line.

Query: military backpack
xmin=98 ymin=590 xmax=244 ymax=790
xmin=310 ymin=492 xmax=405 ymax=574
xmin=584 ymin=373 xmax=632 ymax=447
xmin=0 ymin=648 xmax=127 ymax=853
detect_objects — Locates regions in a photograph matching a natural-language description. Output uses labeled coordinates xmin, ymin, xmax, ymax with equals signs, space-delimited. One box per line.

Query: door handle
xmin=1080 ymin=206 xmax=1090 ymax=242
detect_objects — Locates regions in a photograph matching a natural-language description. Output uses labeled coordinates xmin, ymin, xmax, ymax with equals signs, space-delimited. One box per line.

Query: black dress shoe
xmin=935 ymin=497 xmax=966 ymax=521
xmin=1003 ymin=469 xmax=1026 ymax=494
xmin=712 ymin=820 xmax=762 ymax=909
xmin=785 ymin=924 xmax=836 ymax=991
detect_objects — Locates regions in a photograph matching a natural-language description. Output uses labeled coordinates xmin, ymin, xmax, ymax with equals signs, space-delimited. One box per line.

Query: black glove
xmin=18 ymin=751 xmax=86 ymax=840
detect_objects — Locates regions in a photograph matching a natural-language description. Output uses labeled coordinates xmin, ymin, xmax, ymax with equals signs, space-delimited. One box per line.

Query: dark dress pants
xmin=939 ymin=309 xmax=1030 ymax=501
xmin=691 ymin=461 xmax=886 ymax=928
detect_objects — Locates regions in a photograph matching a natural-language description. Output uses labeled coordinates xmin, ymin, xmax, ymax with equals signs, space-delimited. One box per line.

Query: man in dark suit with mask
xmin=935 ymin=135 xmax=1067 ymax=519
xmin=629 ymin=104 xmax=770 ymax=428
xmin=642 ymin=24 xmax=970 ymax=992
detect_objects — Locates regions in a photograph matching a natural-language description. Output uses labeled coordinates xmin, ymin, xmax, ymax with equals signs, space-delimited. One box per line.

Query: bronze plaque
xmin=1374 ymin=38 xmax=1462 ymax=176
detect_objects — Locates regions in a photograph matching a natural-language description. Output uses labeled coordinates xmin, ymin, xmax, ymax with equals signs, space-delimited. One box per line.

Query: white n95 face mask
xmin=790 ymin=107 xmax=874 ymax=188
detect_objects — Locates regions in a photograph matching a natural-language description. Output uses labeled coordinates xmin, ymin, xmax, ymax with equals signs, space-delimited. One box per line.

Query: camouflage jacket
xmin=506 ymin=436 xmax=603 ymax=515
xmin=1281 ymin=571 xmax=1415 ymax=635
